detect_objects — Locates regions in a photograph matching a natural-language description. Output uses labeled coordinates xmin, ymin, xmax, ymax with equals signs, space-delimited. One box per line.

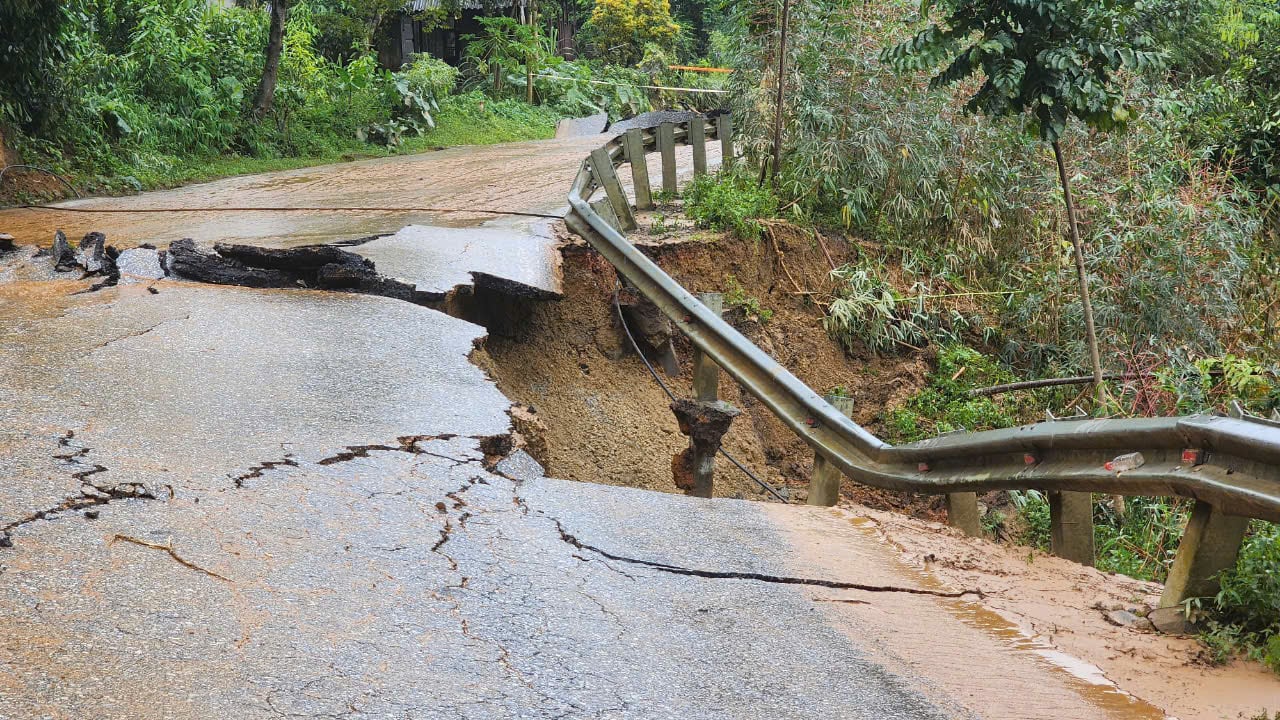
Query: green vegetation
xmin=683 ymin=167 xmax=779 ymax=239
xmin=882 ymin=345 xmax=1051 ymax=442
xmin=1203 ymin=522 xmax=1280 ymax=671
xmin=0 ymin=0 xmax=734 ymax=200
xmin=724 ymin=274 xmax=774 ymax=324
xmin=825 ymin=263 xmax=991 ymax=356
xmin=0 ymin=1 xmax=561 ymax=200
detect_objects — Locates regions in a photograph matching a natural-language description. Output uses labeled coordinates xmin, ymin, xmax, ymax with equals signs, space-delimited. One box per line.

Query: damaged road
xmin=0 ymin=136 xmax=1169 ymax=719
xmin=0 ymin=435 xmax=962 ymax=719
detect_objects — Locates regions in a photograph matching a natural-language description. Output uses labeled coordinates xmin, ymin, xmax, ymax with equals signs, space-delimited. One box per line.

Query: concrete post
xmin=692 ymin=293 xmax=722 ymax=402
xmin=807 ymin=395 xmax=855 ymax=506
xmin=689 ymin=293 xmax=723 ymax=496
xmin=1049 ymin=490 xmax=1095 ymax=566
xmin=945 ymin=492 xmax=982 ymax=537
xmin=589 ymin=147 xmax=636 ymax=232
xmin=717 ymin=115 xmax=733 ymax=169
xmin=670 ymin=398 xmax=738 ymax=499
xmin=1159 ymin=501 xmax=1249 ymax=612
xmin=689 ymin=117 xmax=707 ymax=176
xmin=623 ymin=128 xmax=653 ymax=211
xmin=658 ymin=122 xmax=677 ymax=196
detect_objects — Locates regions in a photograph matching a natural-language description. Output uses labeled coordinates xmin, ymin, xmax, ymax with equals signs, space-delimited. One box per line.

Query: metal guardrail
xmin=564 ymin=117 xmax=1280 ymax=529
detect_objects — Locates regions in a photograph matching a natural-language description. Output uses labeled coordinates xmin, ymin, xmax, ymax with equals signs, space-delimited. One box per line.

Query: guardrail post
xmin=692 ymin=293 xmax=723 ymax=402
xmin=690 ymin=117 xmax=707 ymax=176
xmin=623 ymin=128 xmax=654 ymax=211
xmin=807 ymin=395 xmax=855 ymax=506
xmin=658 ymin=122 xmax=677 ymax=195
xmin=945 ymin=493 xmax=982 ymax=537
xmin=684 ymin=292 xmax=725 ymax=498
xmin=1152 ymin=501 xmax=1249 ymax=632
xmin=1049 ymin=491 xmax=1095 ymax=566
xmin=717 ymin=114 xmax=733 ymax=168
xmin=589 ymin=147 xmax=637 ymax=232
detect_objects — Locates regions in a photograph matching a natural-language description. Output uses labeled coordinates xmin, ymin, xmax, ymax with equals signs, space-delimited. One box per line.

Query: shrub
xmin=399 ymin=54 xmax=458 ymax=100
xmin=825 ymin=264 xmax=990 ymax=356
xmin=723 ymin=274 xmax=773 ymax=324
xmin=581 ymin=0 xmax=681 ymax=64
xmin=880 ymin=345 xmax=1044 ymax=442
xmin=1207 ymin=522 xmax=1280 ymax=663
xmin=684 ymin=168 xmax=778 ymax=239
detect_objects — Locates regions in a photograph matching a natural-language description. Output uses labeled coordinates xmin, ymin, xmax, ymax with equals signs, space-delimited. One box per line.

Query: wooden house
xmin=379 ymin=0 xmax=530 ymax=68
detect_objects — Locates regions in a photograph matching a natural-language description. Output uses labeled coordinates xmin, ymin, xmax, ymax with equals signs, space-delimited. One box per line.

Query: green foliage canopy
xmin=881 ymin=0 xmax=1165 ymax=140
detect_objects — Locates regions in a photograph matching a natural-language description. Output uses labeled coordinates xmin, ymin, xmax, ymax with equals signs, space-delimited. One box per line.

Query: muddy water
xmin=0 ymin=135 xmax=709 ymax=251
xmin=843 ymin=516 xmax=1168 ymax=720
xmin=0 ymin=137 xmax=596 ymax=248
xmin=770 ymin=506 xmax=1171 ymax=720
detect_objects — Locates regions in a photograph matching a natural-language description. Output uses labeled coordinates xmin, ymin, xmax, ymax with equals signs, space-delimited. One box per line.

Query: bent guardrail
xmin=564 ymin=114 xmax=1280 ymax=622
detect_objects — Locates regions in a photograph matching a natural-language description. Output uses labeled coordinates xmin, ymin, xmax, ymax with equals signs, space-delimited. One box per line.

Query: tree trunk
xmin=769 ymin=0 xmax=791 ymax=187
xmin=1052 ymin=139 xmax=1104 ymax=397
xmin=1053 ymin=139 xmax=1122 ymax=518
xmin=253 ymin=0 xmax=290 ymax=118
xmin=526 ymin=0 xmax=538 ymax=104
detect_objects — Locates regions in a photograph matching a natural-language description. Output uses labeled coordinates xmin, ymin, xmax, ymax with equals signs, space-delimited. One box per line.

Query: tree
xmin=883 ymin=0 xmax=1164 ymax=404
xmin=253 ymin=0 xmax=291 ymax=117
xmin=464 ymin=16 xmax=554 ymax=98
xmin=584 ymin=0 xmax=681 ymax=63
xmin=0 ymin=0 xmax=68 ymax=128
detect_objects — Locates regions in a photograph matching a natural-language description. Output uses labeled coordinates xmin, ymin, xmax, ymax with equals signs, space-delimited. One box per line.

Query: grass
xmin=6 ymin=93 xmax=559 ymax=202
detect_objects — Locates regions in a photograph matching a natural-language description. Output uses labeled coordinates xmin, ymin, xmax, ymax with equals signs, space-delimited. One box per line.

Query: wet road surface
xmin=0 ymin=138 xmax=1157 ymax=718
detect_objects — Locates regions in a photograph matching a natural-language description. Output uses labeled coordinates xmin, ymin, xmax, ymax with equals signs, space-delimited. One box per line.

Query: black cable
xmin=612 ymin=282 xmax=790 ymax=503
xmin=0 ymin=164 xmax=81 ymax=199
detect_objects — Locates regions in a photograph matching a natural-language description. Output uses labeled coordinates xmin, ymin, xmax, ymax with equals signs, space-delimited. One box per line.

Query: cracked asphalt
xmin=0 ymin=137 xmax=1146 ymax=719
xmin=0 ymin=434 xmax=955 ymax=719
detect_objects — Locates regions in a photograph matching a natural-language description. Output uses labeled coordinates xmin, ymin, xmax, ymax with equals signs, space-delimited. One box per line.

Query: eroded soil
xmin=481 ymin=219 xmax=941 ymax=512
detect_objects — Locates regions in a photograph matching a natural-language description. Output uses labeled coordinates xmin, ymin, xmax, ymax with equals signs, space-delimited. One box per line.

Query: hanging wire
xmin=613 ymin=282 xmax=790 ymax=503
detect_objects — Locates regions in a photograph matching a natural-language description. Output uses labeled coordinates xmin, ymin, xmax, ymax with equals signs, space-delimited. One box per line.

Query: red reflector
xmin=1181 ymin=449 xmax=1205 ymax=466
xmin=917 ymin=462 xmax=930 ymax=472
xmin=1024 ymin=454 xmax=1038 ymax=465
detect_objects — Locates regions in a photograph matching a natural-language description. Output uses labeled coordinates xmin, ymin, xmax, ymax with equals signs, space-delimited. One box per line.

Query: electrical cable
xmin=612 ymin=282 xmax=790 ymax=503
xmin=0 ymin=164 xmax=81 ymax=199
xmin=534 ymin=74 xmax=729 ymax=95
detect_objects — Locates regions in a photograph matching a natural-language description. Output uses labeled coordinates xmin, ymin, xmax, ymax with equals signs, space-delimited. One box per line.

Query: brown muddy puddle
xmin=845 ymin=516 xmax=1168 ymax=720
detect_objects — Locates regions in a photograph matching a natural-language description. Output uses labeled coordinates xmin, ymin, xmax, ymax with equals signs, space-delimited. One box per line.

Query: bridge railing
xmin=564 ymin=114 xmax=1280 ymax=626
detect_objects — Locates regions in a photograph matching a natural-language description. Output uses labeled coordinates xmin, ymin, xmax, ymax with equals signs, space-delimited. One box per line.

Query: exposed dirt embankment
xmin=477 ymin=221 xmax=942 ymax=509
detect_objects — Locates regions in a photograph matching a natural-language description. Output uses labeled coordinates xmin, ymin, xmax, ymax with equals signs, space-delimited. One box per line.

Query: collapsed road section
xmin=0 ymin=222 xmax=973 ymax=720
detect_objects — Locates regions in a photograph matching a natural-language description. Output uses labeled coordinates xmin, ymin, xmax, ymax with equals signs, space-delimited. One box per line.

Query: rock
xmin=1103 ymin=609 xmax=1152 ymax=630
xmin=76 ymin=231 xmax=107 ymax=273
xmin=0 ymin=232 xmax=14 ymax=253
xmin=116 ymin=248 xmax=166 ymax=281
xmin=51 ymin=230 xmax=77 ymax=271
xmin=1148 ymin=606 xmax=1194 ymax=634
